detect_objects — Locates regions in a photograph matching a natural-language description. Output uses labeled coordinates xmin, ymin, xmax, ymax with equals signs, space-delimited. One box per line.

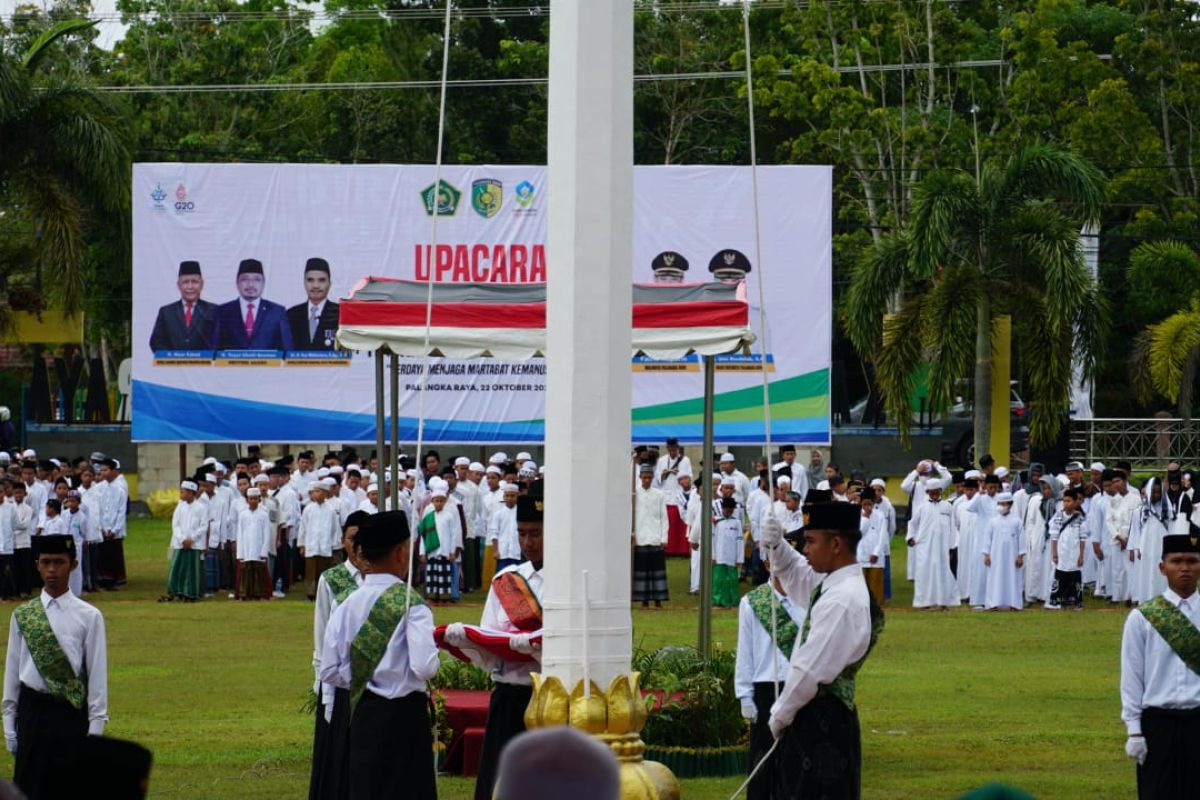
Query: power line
xmin=94 ymin=56 xmax=1078 ymax=94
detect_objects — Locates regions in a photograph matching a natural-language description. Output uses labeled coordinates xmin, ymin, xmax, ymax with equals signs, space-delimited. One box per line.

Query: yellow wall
xmin=11 ymin=311 xmax=83 ymax=344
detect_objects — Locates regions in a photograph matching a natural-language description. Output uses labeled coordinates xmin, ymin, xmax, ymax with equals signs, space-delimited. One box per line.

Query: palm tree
xmin=0 ymin=19 xmax=130 ymax=318
xmin=1127 ymin=240 xmax=1200 ymax=419
xmin=843 ymin=143 xmax=1107 ymax=459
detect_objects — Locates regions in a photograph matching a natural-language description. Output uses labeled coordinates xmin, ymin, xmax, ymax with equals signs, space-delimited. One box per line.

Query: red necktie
xmin=184 ymin=302 xmax=193 ymax=327
xmin=244 ymin=303 xmax=255 ymax=338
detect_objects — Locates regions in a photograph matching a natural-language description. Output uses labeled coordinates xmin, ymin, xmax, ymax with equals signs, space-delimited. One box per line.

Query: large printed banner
xmin=131 ymin=163 xmax=831 ymax=444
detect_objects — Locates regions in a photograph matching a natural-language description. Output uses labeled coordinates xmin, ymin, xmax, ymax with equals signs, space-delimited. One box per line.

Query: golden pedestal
xmin=525 ymin=672 xmax=680 ymax=800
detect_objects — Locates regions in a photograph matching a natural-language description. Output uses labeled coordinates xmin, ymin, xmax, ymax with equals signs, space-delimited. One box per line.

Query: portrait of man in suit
xmin=208 ymin=259 xmax=293 ymax=351
xmin=286 ymin=257 xmax=340 ymax=350
xmin=148 ymin=261 xmax=216 ymax=352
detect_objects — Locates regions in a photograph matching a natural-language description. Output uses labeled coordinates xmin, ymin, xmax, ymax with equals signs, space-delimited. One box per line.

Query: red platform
xmin=438 ymin=689 xmax=492 ymax=776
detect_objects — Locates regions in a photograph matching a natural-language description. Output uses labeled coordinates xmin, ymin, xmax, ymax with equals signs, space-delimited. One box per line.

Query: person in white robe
xmin=1022 ymin=477 xmax=1058 ymax=604
xmin=981 ymin=493 xmax=1026 ymax=610
xmin=1088 ymin=473 xmax=1113 ymax=599
xmin=907 ymin=482 xmax=958 ymax=609
xmin=963 ymin=476 xmax=1002 ymax=607
xmin=1106 ymin=471 xmax=1142 ymax=604
xmin=1129 ymin=478 xmax=1183 ymax=604
xmin=953 ymin=477 xmax=980 ymax=602
xmin=900 ymin=459 xmax=952 ymax=582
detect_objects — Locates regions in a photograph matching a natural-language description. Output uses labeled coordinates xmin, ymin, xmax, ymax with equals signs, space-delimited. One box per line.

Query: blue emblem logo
xmin=514 ymin=180 xmax=536 ymax=208
xmin=150 ymin=184 xmax=167 ymax=211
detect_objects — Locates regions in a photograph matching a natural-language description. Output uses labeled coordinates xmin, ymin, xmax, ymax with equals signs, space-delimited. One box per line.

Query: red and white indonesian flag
xmin=336 ymin=278 xmax=755 ymax=360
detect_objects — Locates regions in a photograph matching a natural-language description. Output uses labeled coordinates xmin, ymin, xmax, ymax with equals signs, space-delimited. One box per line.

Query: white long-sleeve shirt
xmin=1120 ymin=588 xmax=1200 ymax=735
xmin=319 ymin=574 xmax=438 ymax=699
xmin=236 ymin=506 xmax=271 ymax=561
xmin=764 ymin=542 xmax=871 ymax=732
xmin=96 ymin=480 xmax=127 ymax=537
xmin=735 ymin=588 xmax=806 ymax=703
xmin=419 ymin=506 xmax=463 ymax=559
xmin=857 ymin=513 xmax=888 ymax=567
xmin=0 ymin=501 xmax=16 ymax=555
xmin=634 ymin=485 xmax=669 ymax=547
xmin=487 ymin=504 xmax=520 ymax=561
xmin=312 ymin=561 xmax=364 ymax=697
xmin=713 ymin=515 xmax=744 ymax=566
xmin=298 ymin=501 xmax=340 ymax=557
xmin=169 ymin=498 xmax=207 ymax=550
xmin=3 ymin=590 xmax=108 ymax=743
xmin=653 ymin=453 xmax=693 ymax=506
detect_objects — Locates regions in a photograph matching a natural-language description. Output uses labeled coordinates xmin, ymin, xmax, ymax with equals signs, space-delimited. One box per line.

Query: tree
xmin=0 ymin=17 xmax=130 ymax=318
xmin=843 ymin=143 xmax=1106 ymax=459
xmin=1128 ymin=241 xmax=1200 ymax=418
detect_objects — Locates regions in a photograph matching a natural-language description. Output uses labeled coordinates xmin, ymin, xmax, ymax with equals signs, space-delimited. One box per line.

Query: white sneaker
xmin=227 ymin=592 xmax=236 ymax=599
xmin=272 ymin=590 xmax=286 ymax=599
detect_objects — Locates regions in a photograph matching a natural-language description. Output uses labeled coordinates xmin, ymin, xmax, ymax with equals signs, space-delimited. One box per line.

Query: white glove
xmin=740 ymin=701 xmax=757 ymax=722
xmin=760 ymin=515 xmax=783 ymax=550
xmin=444 ymin=622 xmax=468 ymax=647
xmin=323 ymin=697 xmax=333 ymax=723
xmin=510 ymin=633 xmax=535 ymax=655
xmin=1125 ymin=736 xmax=1147 ymax=765
xmin=5 ymin=736 xmax=15 ymax=754
xmin=768 ymin=714 xmax=787 ymax=740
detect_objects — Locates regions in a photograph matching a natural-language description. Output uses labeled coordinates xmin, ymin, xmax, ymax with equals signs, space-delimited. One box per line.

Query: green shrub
xmin=635 ymin=645 xmax=748 ymax=749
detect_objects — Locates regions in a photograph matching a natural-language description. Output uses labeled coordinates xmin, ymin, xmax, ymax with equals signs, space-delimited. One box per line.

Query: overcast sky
xmin=3 ymin=0 xmax=125 ymax=48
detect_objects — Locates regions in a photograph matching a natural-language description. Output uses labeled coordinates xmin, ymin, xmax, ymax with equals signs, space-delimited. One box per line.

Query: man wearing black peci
xmin=148 ymin=261 xmax=215 ymax=352
xmin=287 ymin=258 xmax=341 ymax=351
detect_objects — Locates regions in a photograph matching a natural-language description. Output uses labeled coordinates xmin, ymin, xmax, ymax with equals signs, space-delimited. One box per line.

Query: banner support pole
xmin=698 ymin=354 xmax=715 ymax=660
xmin=389 ymin=351 xmax=400 ymax=512
xmin=374 ymin=349 xmax=386 ymax=499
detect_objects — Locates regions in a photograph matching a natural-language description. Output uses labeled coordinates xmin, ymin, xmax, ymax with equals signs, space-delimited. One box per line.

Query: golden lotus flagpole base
xmin=525 ymin=672 xmax=680 ymax=800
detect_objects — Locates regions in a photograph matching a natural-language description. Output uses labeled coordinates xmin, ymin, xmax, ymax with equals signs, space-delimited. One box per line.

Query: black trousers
xmin=772 ymin=694 xmax=861 ymax=800
xmin=0 ymin=553 xmax=17 ymax=599
xmin=14 ymin=548 xmax=35 ymax=596
xmin=475 ymin=682 xmax=533 ymax=800
xmin=748 ymin=682 xmax=779 ymax=800
xmin=349 ymin=690 xmax=434 ymax=800
xmin=949 ymin=547 xmax=959 ymax=579
xmin=14 ymin=686 xmax=88 ymax=800
xmin=1138 ymin=706 xmax=1200 ymax=800
xmin=308 ymin=687 xmax=351 ymax=800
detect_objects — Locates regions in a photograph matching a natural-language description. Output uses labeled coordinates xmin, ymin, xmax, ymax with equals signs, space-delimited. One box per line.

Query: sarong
xmin=748 ymin=682 xmax=780 ymax=800
xmin=237 ymin=560 xmax=271 ymax=600
xmin=864 ymin=568 xmax=885 ymax=605
xmin=98 ymin=537 xmax=126 ymax=587
xmin=772 ymin=694 xmax=861 ymax=800
xmin=1138 ymin=706 xmax=1200 ymax=800
xmin=632 ymin=545 xmax=669 ymax=602
xmin=665 ymin=505 xmax=691 ymax=556
xmin=204 ymin=549 xmax=221 ymax=593
xmin=308 ymin=687 xmax=351 ymax=800
xmin=712 ymin=563 xmax=739 ymax=607
xmin=167 ymin=548 xmax=203 ymax=599
xmin=425 ymin=556 xmax=453 ymax=601
xmin=463 ymin=537 xmax=481 ymax=591
xmin=14 ymin=685 xmax=88 ymax=800
xmin=305 ymin=555 xmax=333 ymax=600
xmin=474 ymin=682 xmax=532 ymax=800
xmin=349 ymin=691 xmax=435 ymax=800
xmin=1049 ymin=569 xmax=1083 ymax=608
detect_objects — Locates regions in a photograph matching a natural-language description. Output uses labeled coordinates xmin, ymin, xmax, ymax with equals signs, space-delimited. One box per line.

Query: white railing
xmin=1070 ymin=418 xmax=1200 ymax=470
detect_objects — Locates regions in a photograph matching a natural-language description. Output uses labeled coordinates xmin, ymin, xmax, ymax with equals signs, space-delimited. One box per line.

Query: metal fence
xmin=1070 ymin=418 xmax=1200 ymax=470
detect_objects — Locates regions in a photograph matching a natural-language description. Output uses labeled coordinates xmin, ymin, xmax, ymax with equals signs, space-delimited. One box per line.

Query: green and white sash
xmin=1139 ymin=595 xmax=1200 ymax=677
xmin=323 ymin=562 xmax=359 ymax=605
xmin=799 ymin=581 xmax=885 ymax=711
xmin=747 ymin=583 xmax=798 ymax=658
xmin=14 ymin=598 xmax=87 ymax=710
xmin=349 ymin=582 xmax=425 ymax=709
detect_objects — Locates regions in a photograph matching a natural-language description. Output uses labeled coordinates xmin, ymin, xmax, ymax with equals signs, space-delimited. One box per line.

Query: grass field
xmin=0 ymin=519 xmax=1134 ymax=798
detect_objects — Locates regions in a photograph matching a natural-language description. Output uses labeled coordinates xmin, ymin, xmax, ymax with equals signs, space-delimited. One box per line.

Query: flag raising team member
xmin=442 ymin=489 xmax=545 ymax=800
xmin=1120 ymin=533 xmax=1200 ymax=799
xmin=319 ymin=511 xmax=437 ymax=800
xmin=760 ymin=505 xmax=883 ymax=799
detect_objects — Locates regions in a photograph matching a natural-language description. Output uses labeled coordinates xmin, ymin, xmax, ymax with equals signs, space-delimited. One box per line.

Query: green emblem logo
xmin=471 ymin=178 xmax=503 ymax=219
xmin=421 ymin=179 xmax=462 ymax=216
